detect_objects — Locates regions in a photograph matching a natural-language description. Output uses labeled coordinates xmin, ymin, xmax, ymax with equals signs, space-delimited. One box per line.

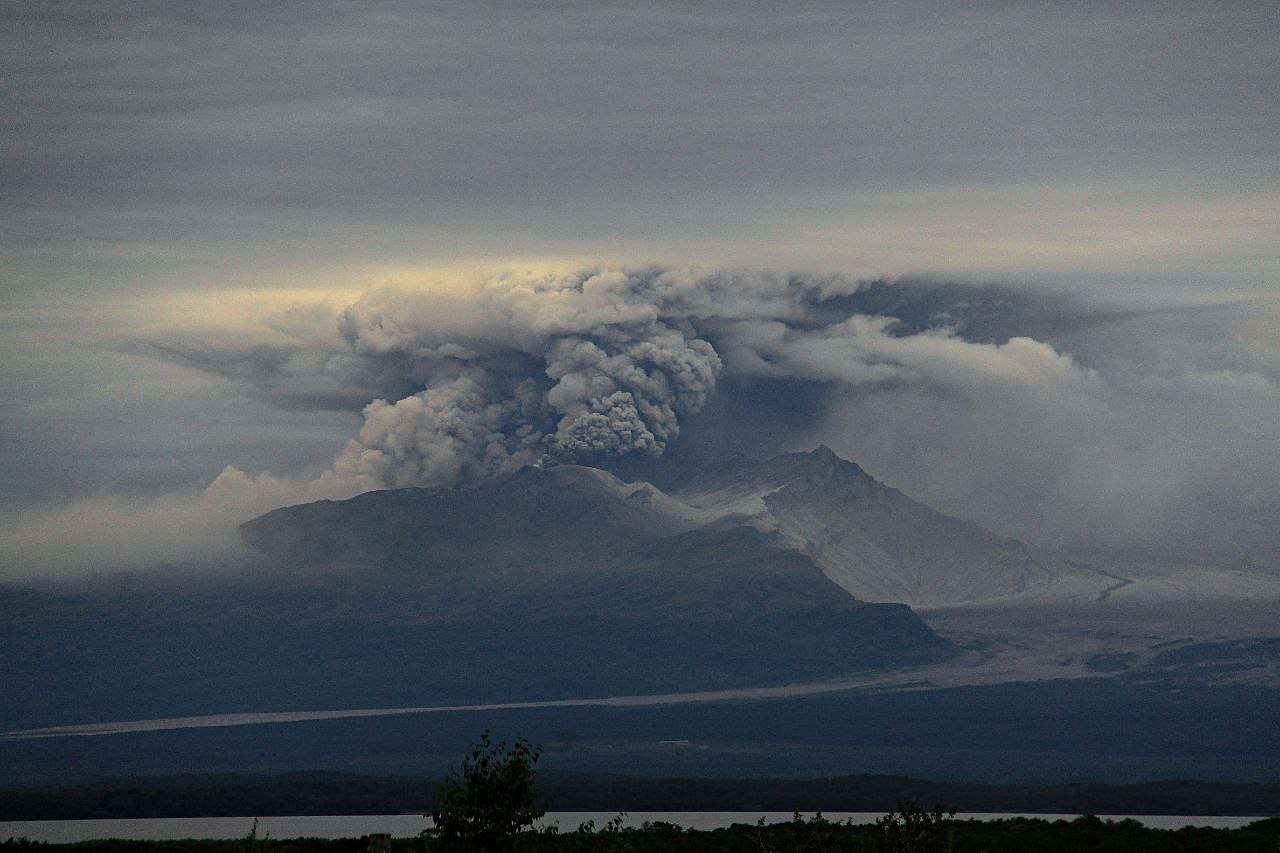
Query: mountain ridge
xmin=1 ymin=449 xmax=961 ymax=731
xmin=243 ymin=445 xmax=1046 ymax=607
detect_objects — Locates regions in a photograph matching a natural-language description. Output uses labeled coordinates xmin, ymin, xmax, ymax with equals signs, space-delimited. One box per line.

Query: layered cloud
xmin=294 ymin=269 xmax=1109 ymax=497
xmin=6 ymin=4 xmax=1277 ymax=296
xmin=3 ymin=268 xmax=1278 ymax=577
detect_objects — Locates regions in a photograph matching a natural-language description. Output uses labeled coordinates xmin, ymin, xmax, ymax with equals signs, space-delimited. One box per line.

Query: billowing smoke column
xmin=15 ymin=267 xmax=1280 ymax=577
xmin=328 ymin=269 xmax=727 ymax=488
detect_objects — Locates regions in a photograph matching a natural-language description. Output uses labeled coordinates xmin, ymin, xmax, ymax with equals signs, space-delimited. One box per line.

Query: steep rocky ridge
xmin=666 ymin=446 xmax=1047 ymax=605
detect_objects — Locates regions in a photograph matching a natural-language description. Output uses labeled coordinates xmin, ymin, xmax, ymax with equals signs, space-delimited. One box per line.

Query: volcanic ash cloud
xmin=328 ymin=269 xmax=726 ymax=490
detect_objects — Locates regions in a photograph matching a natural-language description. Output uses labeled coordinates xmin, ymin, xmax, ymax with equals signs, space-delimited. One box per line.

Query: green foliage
xmin=425 ymin=731 xmax=545 ymax=852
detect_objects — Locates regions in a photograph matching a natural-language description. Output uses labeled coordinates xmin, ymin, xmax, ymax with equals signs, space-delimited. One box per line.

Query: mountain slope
xmin=668 ymin=446 xmax=1048 ymax=605
xmin=0 ymin=463 xmax=953 ymax=731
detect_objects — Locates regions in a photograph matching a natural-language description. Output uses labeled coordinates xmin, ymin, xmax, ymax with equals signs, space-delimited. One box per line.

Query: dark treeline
xmin=3 ymin=815 xmax=1280 ymax=852
xmin=2 ymin=772 xmax=1278 ymax=820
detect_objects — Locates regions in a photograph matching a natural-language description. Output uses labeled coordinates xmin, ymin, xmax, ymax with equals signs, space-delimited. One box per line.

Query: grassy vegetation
xmin=6 ymin=732 xmax=1277 ymax=850
xmin=4 ymin=814 xmax=1280 ymax=852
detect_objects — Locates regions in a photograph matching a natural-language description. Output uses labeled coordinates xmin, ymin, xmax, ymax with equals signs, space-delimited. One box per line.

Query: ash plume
xmin=60 ymin=266 xmax=1280 ymax=574
xmin=327 ymin=269 xmax=728 ymax=489
xmin=142 ymin=268 xmax=1107 ymax=497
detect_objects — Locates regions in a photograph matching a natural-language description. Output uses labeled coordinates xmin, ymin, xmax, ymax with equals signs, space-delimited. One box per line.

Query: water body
xmin=0 ymin=813 xmax=1265 ymax=842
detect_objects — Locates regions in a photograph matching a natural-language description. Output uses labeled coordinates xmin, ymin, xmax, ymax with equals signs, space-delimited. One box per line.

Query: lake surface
xmin=0 ymin=812 xmax=1266 ymax=841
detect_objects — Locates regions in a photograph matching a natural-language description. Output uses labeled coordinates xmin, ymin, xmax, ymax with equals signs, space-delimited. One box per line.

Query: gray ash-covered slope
xmin=241 ymin=465 xmax=692 ymax=583
xmin=239 ymin=462 xmax=952 ymax=670
xmin=0 ymin=462 xmax=951 ymax=730
xmin=667 ymin=446 xmax=1045 ymax=606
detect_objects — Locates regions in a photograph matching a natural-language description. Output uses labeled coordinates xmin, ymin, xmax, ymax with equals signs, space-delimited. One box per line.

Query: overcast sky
xmin=2 ymin=2 xmax=1278 ymax=575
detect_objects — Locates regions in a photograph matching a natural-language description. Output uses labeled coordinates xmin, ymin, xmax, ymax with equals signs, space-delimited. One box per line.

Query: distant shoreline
xmin=3 ymin=771 xmax=1277 ymax=821
xmin=0 ymin=812 xmax=1272 ymax=843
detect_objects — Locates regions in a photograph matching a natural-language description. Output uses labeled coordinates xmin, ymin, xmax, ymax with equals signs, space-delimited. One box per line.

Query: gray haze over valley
xmin=3 ymin=447 xmax=1278 ymax=779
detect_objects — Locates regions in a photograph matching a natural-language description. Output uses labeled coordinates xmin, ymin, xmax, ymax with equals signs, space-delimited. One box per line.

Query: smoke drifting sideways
xmin=318 ymin=270 xmax=1114 ymax=500
xmin=4 ymin=268 xmax=1280 ymax=578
